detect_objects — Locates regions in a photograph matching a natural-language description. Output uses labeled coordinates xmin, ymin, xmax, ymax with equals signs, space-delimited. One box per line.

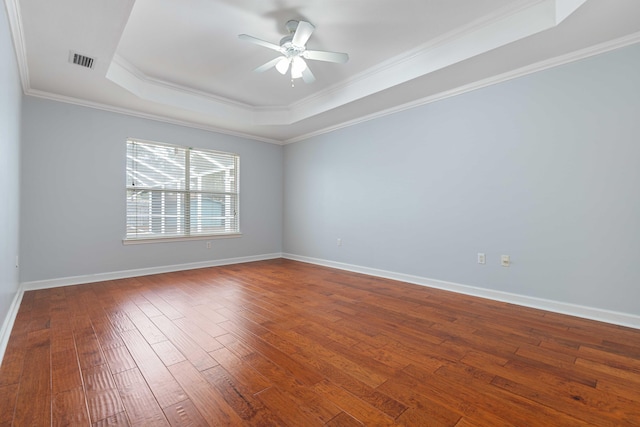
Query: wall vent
xmin=69 ymin=51 xmax=95 ymax=69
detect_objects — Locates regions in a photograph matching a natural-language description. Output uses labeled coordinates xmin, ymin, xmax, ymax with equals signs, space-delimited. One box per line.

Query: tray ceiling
xmin=5 ymin=0 xmax=640 ymax=143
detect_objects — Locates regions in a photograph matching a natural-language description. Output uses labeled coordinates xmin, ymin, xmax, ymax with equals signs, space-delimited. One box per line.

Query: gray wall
xmin=0 ymin=3 xmax=22 ymax=328
xmin=284 ymin=43 xmax=640 ymax=316
xmin=20 ymin=98 xmax=283 ymax=282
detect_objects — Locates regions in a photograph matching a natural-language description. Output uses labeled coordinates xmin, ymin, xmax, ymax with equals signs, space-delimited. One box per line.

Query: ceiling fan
xmin=238 ymin=20 xmax=349 ymax=84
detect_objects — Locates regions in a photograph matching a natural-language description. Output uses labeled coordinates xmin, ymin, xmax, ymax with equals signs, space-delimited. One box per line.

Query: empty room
xmin=1 ymin=0 xmax=640 ymax=425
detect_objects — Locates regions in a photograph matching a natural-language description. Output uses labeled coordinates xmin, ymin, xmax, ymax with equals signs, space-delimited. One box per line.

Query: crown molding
xmin=282 ymin=0 xmax=587 ymax=125
xmin=24 ymin=88 xmax=284 ymax=145
xmin=284 ymin=32 xmax=640 ymax=144
xmin=106 ymin=55 xmax=255 ymax=122
xmin=3 ymin=0 xmax=30 ymax=92
xmin=23 ymin=31 xmax=640 ymax=147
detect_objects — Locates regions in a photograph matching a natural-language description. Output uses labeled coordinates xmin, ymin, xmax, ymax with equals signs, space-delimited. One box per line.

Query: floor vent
xmin=69 ymin=51 xmax=95 ymax=69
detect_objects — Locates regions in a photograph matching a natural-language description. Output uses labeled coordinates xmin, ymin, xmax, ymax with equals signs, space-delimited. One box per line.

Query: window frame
xmin=123 ymin=138 xmax=241 ymax=244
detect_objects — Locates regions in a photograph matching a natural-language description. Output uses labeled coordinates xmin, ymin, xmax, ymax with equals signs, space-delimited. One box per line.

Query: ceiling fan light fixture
xmin=275 ymin=57 xmax=290 ymax=75
xmin=291 ymin=56 xmax=307 ymax=79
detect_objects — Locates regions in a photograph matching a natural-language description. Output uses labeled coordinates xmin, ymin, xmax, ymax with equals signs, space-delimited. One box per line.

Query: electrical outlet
xmin=477 ymin=253 xmax=486 ymax=264
xmin=206 ymin=241 xmax=212 ymax=249
xmin=501 ymin=255 xmax=510 ymax=267
xmin=337 ymin=238 xmax=342 ymax=246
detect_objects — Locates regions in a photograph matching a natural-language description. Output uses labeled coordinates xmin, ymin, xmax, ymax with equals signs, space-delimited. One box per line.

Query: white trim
xmin=282 ymin=0 xmax=586 ymax=127
xmin=106 ymin=55 xmax=255 ymax=123
xmin=17 ymin=32 xmax=640 ymax=146
xmin=0 ymin=284 xmax=25 ymax=366
xmin=122 ymin=233 xmax=242 ymax=245
xmin=283 ymin=32 xmax=640 ymax=144
xmin=282 ymin=253 xmax=640 ymax=330
xmin=3 ymin=0 xmax=30 ymax=92
xmin=5 ymin=251 xmax=639 ymax=367
xmin=23 ymin=89 xmax=284 ymax=146
xmin=21 ymin=253 xmax=282 ymax=291
xmin=110 ymin=54 xmax=254 ymax=111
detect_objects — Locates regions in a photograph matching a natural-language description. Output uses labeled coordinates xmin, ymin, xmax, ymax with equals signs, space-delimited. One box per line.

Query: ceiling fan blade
xmin=253 ymin=57 xmax=283 ymax=73
xmin=238 ymin=34 xmax=282 ymax=52
xmin=302 ymin=65 xmax=316 ymax=84
xmin=303 ymin=50 xmax=349 ymax=64
xmin=292 ymin=21 xmax=315 ymax=47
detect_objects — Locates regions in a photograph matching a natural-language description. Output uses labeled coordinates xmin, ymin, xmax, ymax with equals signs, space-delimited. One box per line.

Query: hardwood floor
xmin=1 ymin=259 xmax=639 ymax=426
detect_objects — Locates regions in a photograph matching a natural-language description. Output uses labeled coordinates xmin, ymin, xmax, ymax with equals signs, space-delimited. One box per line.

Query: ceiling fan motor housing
xmin=285 ymin=20 xmax=299 ymax=34
xmin=280 ymin=21 xmax=305 ymax=56
xmin=280 ymin=36 xmax=304 ymax=56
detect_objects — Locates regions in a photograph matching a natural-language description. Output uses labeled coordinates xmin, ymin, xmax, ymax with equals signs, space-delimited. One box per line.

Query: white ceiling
xmin=5 ymin=0 xmax=640 ymax=143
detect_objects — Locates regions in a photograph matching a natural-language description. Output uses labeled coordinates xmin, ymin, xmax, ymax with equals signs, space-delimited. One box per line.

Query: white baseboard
xmin=5 ymin=251 xmax=638 ymax=367
xmin=0 ymin=284 xmax=25 ymax=366
xmin=282 ymin=253 xmax=640 ymax=330
xmin=21 ymin=253 xmax=283 ymax=291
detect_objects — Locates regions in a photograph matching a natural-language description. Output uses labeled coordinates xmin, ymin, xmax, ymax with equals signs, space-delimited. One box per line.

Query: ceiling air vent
xmin=69 ymin=51 xmax=95 ymax=69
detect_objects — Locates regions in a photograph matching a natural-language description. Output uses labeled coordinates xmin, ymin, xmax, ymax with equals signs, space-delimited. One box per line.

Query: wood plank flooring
xmin=1 ymin=258 xmax=639 ymax=426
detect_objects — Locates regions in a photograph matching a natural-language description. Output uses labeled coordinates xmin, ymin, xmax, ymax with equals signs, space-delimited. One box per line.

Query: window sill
xmin=122 ymin=233 xmax=242 ymax=245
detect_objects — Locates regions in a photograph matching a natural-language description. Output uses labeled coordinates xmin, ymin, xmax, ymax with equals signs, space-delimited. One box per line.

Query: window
xmin=125 ymin=139 xmax=239 ymax=242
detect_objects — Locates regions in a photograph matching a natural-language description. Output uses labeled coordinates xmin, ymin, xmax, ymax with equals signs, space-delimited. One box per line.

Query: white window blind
xmin=126 ymin=139 xmax=239 ymax=241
